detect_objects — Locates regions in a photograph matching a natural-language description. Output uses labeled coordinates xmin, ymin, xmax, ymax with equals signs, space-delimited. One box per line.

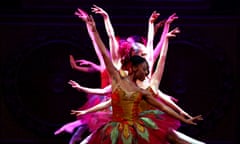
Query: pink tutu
xmin=76 ymin=94 xmax=108 ymax=119
xmin=86 ymin=111 xmax=112 ymax=132
xmin=76 ymin=94 xmax=111 ymax=132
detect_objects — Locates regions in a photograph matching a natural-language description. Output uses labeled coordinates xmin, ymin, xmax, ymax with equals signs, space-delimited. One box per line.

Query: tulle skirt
xmin=86 ymin=111 xmax=112 ymax=132
xmin=77 ymin=94 xmax=112 ymax=132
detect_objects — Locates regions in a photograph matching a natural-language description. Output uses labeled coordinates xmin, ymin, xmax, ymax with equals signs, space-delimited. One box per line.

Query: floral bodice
xmin=111 ymin=86 xmax=142 ymax=124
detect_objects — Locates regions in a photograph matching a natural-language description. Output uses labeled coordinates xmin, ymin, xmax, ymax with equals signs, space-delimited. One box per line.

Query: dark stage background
xmin=0 ymin=0 xmax=239 ymax=144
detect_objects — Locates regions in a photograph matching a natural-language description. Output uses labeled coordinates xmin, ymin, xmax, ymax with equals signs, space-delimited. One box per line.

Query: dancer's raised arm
xmin=75 ymin=8 xmax=107 ymax=72
xmin=150 ymin=27 xmax=180 ymax=90
xmin=75 ymin=8 xmax=120 ymax=84
xmin=91 ymin=4 xmax=120 ymax=69
xmin=153 ymin=13 xmax=178 ymax=62
xmin=71 ymin=99 xmax=112 ymax=116
xmin=146 ymin=10 xmax=160 ymax=70
xmin=150 ymin=27 xmax=192 ymax=119
xmin=141 ymin=89 xmax=202 ymax=125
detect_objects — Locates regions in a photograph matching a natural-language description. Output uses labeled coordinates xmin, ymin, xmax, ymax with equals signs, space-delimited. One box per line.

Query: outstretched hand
xmin=75 ymin=8 xmax=89 ymax=22
xmin=70 ymin=110 xmax=87 ymax=116
xmin=68 ymin=80 xmax=81 ymax=89
xmin=166 ymin=13 xmax=179 ymax=24
xmin=185 ymin=115 xmax=203 ymax=125
xmin=91 ymin=4 xmax=108 ymax=19
xmin=75 ymin=8 xmax=96 ymax=31
xmin=167 ymin=27 xmax=180 ymax=38
xmin=149 ymin=10 xmax=160 ymax=23
xmin=75 ymin=59 xmax=95 ymax=66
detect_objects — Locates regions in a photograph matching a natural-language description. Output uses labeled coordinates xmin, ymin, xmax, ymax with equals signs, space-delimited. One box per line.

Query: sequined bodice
xmin=111 ymin=86 xmax=142 ymax=123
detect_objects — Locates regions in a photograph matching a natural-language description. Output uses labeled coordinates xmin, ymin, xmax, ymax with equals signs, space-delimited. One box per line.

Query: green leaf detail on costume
xmin=140 ymin=117 xmax=159 ymax=129
xmin=135 ymin=122 xmax=149 ymax=142
xmin=152 ymin=109 xmax=164 ymax=119
xmin=121 ymin=132 xmax=133 ymax=144
xmin=110 ymin=125 xmax=119 ymax=144
xmin=139 ymin=109 xmax=164 ymax=118
xmin=101 ymin=122 xmax=117 ymax=139
xmin=153 ymin=109 xmax=164 ymax=115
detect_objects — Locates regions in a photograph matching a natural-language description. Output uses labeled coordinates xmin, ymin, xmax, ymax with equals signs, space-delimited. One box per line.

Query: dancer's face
xmin=133 ymin=61 xmax=149 ymax=81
